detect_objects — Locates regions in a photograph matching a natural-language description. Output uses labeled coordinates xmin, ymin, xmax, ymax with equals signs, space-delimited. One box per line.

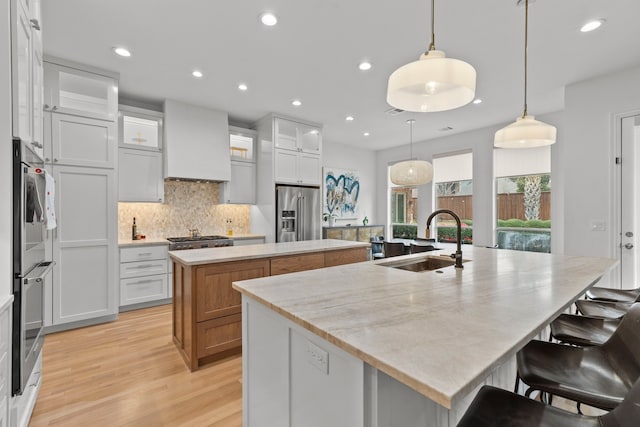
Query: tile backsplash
xmin=118 ymin=180 xmax=250 ymax=240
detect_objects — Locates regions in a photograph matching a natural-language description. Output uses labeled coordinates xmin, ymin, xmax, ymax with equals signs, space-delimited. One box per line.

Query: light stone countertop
xmin=118 ymin=238 xmax=170 ymax=247
xmin=232 ymin=245 xmax=618 ymax=409
xmin=169 ymin=239 xmax=370 ymax=266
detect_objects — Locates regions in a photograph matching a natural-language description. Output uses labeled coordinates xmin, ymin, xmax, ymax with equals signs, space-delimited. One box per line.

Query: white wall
xmin=322 ymin=140 xmax=376 ymax=227
xmin=563 ymin=65 xmax=640 ymax=259
xmin=375 ymin=111 xmax=564 ymax=248
xmin=1 ymin=0 xmax=12 ymax=297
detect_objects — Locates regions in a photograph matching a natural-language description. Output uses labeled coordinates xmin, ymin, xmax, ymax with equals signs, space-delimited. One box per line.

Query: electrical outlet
xmin=591 ymin=220 xmax=606 ymax=231
xmin=306 ymin=340 xmax=329 ymax=375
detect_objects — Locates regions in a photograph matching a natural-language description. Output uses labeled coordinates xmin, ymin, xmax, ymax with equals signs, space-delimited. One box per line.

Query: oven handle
xmin=23 ymin=261 xmax=55 ymax=286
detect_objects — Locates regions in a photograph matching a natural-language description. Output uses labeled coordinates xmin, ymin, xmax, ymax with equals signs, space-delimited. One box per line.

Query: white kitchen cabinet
xmin=119 ymin=245 xmax=169 ymax=307
xmin=274 ymin=148 xmax=321 ymax=186
xmin=51 ymin=165 xmax=117 ymax=325
xmin=43 ymin=60 xmax=118 ymax=121
xmin=219 ymin=161 xmax=256 ymax=204
xmin=42 ymin=60 xmax=119 ymax=330
xmin=118 ymin=106 xmax=164 ymax=202
xmin=119 ymin=149 xmax=163 ymax=202
xmin=11 ymin=0 xmax=44 ymax=152
xmin=164 ymin=99 xmax=230 ymax=181
xmin=274 ymin=117 xmax=321 ymax=155
xmin=0 ymin=297 xmax=12 ymax=427
xmin=49 ymin=113 xmax=116 ymax=168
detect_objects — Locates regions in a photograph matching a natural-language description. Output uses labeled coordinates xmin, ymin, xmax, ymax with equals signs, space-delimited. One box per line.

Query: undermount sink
xmin=379 ymin=255 xmax=467 ymax=272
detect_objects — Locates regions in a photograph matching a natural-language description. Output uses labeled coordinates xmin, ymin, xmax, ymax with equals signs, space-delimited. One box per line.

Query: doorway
xmin=618 ymin=114 xmax=640 ymax=288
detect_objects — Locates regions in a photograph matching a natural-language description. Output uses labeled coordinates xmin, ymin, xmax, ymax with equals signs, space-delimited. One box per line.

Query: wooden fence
xmin=437 ymin=192 xmax=551 ymax=221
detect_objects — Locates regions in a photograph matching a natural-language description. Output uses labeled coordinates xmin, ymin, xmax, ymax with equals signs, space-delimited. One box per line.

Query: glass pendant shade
xmin=494 ymin=115 xmax=556 ymax=148
xmin=390 ymin=159 xmax=433 ymax=186
xmin=387 ymin=50 xmax=476 ymax=112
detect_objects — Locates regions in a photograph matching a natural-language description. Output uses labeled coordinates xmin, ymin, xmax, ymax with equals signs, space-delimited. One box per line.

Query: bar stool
xmin=410 ymin=243 xmax=435 ymax=254
xmin=370 ymin=237 xmax=385 ymax=260
xmin=515 ymin=304 xmax=640 ymax=411
xmin=549 ymin=313 xmax=620 ymax=346
xmin=383 ymin=241 xmax=405 ymax=258
xmin=457 ymin=378 xmax=640 ymax=427
xmin=575 ymin=300 xmax=635 ymax=319
xmin=586 ymin=286 xmax=640 ymax=302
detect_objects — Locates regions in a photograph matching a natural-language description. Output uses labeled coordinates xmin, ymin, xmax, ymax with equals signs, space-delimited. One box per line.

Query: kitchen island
xmin=232 ymin=246 xmax=617 ymax=427
xmin=169 ymin=239 xmax=370 ymax=370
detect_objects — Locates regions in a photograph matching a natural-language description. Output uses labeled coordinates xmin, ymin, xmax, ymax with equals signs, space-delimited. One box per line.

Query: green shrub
xmin=497 ymin=219 xmax=551 ymax=229
xmin=437 ymin=226 xmax=473 ymax=244
xmin=462 ymin=219 xmax=473 ymax=226
xmin=392 ymin=224 xmax=417 ymax=239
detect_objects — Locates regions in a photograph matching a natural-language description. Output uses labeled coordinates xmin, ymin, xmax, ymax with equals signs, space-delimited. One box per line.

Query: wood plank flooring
xmin=29 ymin=305 xmax=242 ymax=427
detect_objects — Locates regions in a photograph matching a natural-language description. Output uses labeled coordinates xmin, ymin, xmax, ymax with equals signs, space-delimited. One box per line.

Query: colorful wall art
xmin=323 ymin=168 xmax=360 ymax=219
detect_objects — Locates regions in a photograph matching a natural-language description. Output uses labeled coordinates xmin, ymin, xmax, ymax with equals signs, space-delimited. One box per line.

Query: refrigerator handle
xmin=301 ymin=196 xmax=305 ymax=241
xmin=297 ymin=197 xmax=303 ymax=241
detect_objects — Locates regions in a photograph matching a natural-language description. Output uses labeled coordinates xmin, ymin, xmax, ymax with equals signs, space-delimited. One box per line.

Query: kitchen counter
xmin=233 ymin=246 xmax=618 ymax=426
xmin=118 ymin=238 xmax=169 ymax=247
xmin=169 ymin=238 xmax=370 ymax=266
xmin=230 ymin=233 xmax=265 ymax=241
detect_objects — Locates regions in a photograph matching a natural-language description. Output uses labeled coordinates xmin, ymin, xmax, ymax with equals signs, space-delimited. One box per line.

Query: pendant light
xmin=494 ymin=0 xmax=556 ymax=148
xmin=390 ymin=119 xmax=433 ymax=186
xmin=387 ymin=0 xmax=476 ymax=113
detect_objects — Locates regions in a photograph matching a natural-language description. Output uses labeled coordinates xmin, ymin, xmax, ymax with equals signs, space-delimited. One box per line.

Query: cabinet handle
xmin=43 ymin=104 xmax=50 ymax=111
xmin=53 ymin=158 xmax=58 ymax=162
xmin=132 ymin=279 xmax=155 ymax=285
xmin=45 ymin=157 xmax=50 ymax=162
xmin=31 ymin=141 xmax=43 ymax=149
xmin=52 ymin=106 xmax=58 ymax=111
xmin=138 ymin=252 xmax=153 ymax=256
xmin=131 ymin=264 xmax=155 ymax=269
xmin=30 ymin=19 xmax=40 ymax=30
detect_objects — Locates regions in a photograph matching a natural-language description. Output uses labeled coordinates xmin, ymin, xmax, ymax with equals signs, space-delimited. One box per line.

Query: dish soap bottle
xmin=132 ymin=217 xmax=137 ymax=240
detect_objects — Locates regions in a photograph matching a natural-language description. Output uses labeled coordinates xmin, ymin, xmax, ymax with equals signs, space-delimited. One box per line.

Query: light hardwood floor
xmin=29 ymin=305 xmax=242 ymax=427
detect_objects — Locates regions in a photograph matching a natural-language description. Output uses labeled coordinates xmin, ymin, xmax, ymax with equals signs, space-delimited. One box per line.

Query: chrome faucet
xmin=426 ymin=209 xmax=464 ymax=269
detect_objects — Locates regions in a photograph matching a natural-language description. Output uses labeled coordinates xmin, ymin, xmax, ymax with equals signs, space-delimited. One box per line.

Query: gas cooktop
xmin=167 ymin=235 xmax=230 ymax=243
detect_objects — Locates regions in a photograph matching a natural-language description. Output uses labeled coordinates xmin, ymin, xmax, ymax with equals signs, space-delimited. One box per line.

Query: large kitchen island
xmin=232 ymin=245 xmax=617 ymax=427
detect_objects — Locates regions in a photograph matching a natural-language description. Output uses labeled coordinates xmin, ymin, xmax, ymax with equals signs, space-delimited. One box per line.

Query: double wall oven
xmin=12 ymin=138 xmax=54 ymax=396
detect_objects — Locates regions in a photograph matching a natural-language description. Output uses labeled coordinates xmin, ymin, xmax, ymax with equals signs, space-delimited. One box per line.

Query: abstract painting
xmin=323 ymin=167 xmax=360 ymax=219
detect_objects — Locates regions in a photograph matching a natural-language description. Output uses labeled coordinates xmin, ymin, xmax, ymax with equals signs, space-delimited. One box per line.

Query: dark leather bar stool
xmin=457 ymin=378 xmax=640 ymax=427
xmin=549 ymin=313 xmax=620 ymax=346
xmin=586 ymin=286 xmax=640 ymax=302
xmin=410 ymin=243 xmax=435 ymax=254
xmin=515 ymin=304 xmax=640 ymax=411
xmin=383 ymin=241 xmax=405 ymax=258
xmin=575 ymin=300 xmax=635 ymax=319
xmin=370 ymin=237 xmax=385 ymax=260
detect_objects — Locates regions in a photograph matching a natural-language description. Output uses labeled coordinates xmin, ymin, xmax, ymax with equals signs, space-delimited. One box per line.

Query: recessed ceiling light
xmin=113 ymin=47 xmax=131 ymax=57
xmin=192 ymin=70 xmax=203 ymax=78
xmin=473 ymin=99 xmax=482 ymax=104
xmin=260 ymin=12 xmax=278 ymax=26
xmin=363 ymin=132 xmax=370 ymax=137
xmin=291 ymin=99 xmax=302 ymax=107
xmin=581 ymin=18 xmax=605 ymax=33
xmin=358 ymin=61 xmax=372 ymax=71
xmin=238 ymin=83 xmax=248 ymax=91
xmin=345 ymin=116 xmax=354 ymax=121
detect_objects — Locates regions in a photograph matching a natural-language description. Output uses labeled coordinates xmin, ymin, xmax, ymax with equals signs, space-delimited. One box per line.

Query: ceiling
xmin=41 ymin=0 xmax=640 ymax=151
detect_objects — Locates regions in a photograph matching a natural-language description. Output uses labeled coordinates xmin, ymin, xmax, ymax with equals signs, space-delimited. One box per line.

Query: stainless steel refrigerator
xmin=276 ymin=185 xmax=321 ymax=242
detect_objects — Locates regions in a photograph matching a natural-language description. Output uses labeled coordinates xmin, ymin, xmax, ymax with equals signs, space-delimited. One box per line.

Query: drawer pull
xmin=131 ymin=264 xmax=155 ymax=269
xmin=137 ymin=252 xmax=153 ymax=256
xmin=132 ymin=279 xmax=155 ymax=285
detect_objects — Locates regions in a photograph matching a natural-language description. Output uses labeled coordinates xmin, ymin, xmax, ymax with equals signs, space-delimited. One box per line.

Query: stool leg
xmin=514 ymin=374 xmax=520 ymax=394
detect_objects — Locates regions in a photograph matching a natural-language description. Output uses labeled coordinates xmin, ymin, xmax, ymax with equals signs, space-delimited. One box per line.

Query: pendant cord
xmin=428 ymin=0 xmax=436 ymax=51
xmin=523 ymin=0 xmax=528 ymax=118
xmin=408 ymin=119 xmax=415 ymax=160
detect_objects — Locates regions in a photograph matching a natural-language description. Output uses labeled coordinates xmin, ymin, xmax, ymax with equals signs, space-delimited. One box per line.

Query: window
xmin=432 ymin=152 xmax=473 ymax=244
xmin=390 ymin=187 xmax=417 ymax=238
xmin=494 ymin=147 xmax=551 ymax=253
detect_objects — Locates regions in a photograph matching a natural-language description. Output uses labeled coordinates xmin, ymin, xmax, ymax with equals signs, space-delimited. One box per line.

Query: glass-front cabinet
xmin=274 ymin=117 xmax=321 ymax=155
xmin=44 ymin=62 xmax=118 ymax=121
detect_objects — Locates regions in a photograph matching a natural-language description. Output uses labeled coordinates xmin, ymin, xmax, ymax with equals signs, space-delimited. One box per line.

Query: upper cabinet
xmin=163 ymin=99 xmax=231 ymax=181
xmin=275 ymin=118 xmax=321 ymax=155
xmin=118 ymin=106 xmax=164 ymax=202
xmin=43 ymin=60 xmax=118 ymax=122
xmin=273 ymin=117 xmax=322 ymax=186
xmin=11 ymin=0 xmax=43 ymax=157
xmin=219 ymin=127 xmax=257 ymax=204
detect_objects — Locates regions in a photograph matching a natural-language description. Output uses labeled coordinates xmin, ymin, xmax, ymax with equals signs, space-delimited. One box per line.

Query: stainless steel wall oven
xmin=12 ymin=138 xmax=53 ymax=396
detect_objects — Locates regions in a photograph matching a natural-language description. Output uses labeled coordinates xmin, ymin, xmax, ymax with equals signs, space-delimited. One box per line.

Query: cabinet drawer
xmin=196 ymin=314 xmax=242 ymax=358
xmin=120 ymin=245 xmax=167 ymax=262
xmin=270 ymin=252 xmax=325 ymax=276
xmin=120 ymin=259 xmax=167 ymax=278
xmin=324 ymin=248 xmax=368 ymax=267
xmin=120 ymin=274 xmax=168 ymax=306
